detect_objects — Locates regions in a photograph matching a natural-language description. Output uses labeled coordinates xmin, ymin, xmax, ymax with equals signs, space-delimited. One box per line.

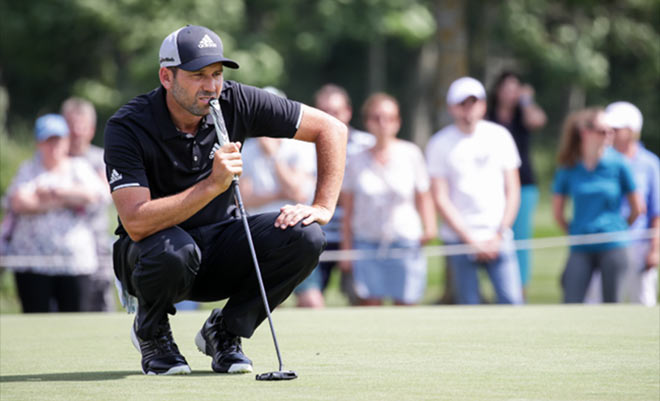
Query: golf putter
xmin=208 ymin=98 xmax=298 ymax=381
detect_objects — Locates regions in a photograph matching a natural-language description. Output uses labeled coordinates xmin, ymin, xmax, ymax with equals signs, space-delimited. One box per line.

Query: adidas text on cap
xmin=159 ymin=25 xmax=239 ymax=71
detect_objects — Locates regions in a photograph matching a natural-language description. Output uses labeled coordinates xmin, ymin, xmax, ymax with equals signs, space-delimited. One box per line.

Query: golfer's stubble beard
xmin=170 ymin=78 xmax=215 ymax=117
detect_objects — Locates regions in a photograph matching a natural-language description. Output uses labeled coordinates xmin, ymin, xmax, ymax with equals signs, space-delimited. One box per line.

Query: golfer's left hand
xmin=274 ymin=204 xmax=332 ymax=229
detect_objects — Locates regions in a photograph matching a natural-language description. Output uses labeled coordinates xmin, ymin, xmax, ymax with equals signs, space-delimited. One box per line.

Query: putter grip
xmin=209 ymin=99 xmax=230 ymax=145
xmin=209 ymin=99 xmax=239 ymax=182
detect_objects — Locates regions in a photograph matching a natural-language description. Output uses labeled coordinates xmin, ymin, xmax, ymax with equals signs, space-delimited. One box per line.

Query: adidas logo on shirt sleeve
xmin=109 ymin=169 xmax=123 ymax=184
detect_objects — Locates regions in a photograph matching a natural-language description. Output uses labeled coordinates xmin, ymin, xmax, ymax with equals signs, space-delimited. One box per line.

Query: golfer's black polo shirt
xmin=104 ymin=81 xmax=302 ymax=236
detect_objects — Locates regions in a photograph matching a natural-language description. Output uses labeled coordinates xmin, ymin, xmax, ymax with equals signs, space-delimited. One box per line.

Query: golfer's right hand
xmin=209 ymin=142 xmax=242 ymax=193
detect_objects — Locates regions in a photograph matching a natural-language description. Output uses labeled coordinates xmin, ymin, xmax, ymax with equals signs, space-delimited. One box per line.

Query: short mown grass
xmin=1 ymin=306 xmax=658 ymax=401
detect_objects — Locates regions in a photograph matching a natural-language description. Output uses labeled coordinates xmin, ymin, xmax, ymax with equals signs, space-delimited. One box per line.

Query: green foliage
xmin=0 ymin=0 xmax=436 ymax=133
xmin=497 ymin=0 xmax=660 ymax=150
xmin=502 ymin=0 xmax=610 ymax=88
xmin=0 ymin=0 xmax=657 ymax=168
xmin=0 ymin=129 xmax=33 ymax=199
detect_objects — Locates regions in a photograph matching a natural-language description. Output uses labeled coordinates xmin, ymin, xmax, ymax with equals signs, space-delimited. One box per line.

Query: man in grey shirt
xmin=62 ymin=97 xmax=115 ymax=312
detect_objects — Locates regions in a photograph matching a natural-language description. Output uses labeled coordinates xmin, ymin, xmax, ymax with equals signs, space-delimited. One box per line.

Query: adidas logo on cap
xmin=159 ymin=25 xmax=239 ymax=70
xmin=198 ymin=34 xmax=217 ymax=49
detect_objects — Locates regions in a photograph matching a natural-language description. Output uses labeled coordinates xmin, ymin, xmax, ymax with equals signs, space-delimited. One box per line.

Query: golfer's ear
xmin=159 ymin=67 xmax=174 ymax=90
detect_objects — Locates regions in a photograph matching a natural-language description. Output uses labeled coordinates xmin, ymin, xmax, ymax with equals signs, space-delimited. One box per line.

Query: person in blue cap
xmin=104 ymin=25 xmax=347 ymax=375
xmin=3 ymin=114 xmax=107 ymax=312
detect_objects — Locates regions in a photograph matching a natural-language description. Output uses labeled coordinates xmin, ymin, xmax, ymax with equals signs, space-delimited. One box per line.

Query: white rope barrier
xmin=318 ymin=228 xmax=658 ymax=262
xmin=0 ymin=229 xmax=657 ymax=267
xmin=0 ymin=254 xmax=108 ymax=268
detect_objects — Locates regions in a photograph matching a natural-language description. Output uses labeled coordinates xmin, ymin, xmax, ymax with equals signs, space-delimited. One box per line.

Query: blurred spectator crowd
xmin=1 ymin=73 xmax=658 ymax=313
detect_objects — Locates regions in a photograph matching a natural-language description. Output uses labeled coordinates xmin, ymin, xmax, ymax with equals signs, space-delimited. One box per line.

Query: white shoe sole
xmin=132 ymin=324 xmax=191 ymax=375
xmin=146 ymin=365 xmax=192 ymax=376
xmin=195 ymin=330 xmax=253 ymax=374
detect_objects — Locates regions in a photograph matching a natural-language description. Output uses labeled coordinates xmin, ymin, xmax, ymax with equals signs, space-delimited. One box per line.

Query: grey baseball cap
xmin=159 ymin=25 xmax=239 ymax=71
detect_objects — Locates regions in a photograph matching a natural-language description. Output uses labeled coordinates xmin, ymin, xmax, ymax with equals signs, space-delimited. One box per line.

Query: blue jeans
xmin=352 ymin=239 xmax=426 ymax=304
xmin=446 ymin=236 xmax=523 ymax=304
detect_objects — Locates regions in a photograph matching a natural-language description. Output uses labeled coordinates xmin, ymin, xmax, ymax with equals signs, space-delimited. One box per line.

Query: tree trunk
xmin=367 ymin=37 xmax=386 ymax=94
xmin=409 ymin=41 xmax=439 ymax=147
xmin=407 ymin=0 xmax=469 ymax=147
xmin=433 ymin=0 xmax=468 ymax=130
xmin=568 ymin=84 xmax=586 ymax=113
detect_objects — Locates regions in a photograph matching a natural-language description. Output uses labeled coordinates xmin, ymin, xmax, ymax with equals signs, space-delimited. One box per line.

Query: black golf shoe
xmin=131 ymin=318 xmax=191 ymax=375
xmin=195 ymin=308 xmax=253 ymax=373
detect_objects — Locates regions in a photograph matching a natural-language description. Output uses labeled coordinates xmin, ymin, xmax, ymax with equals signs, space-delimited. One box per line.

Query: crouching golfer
xmin=104 ymin=25 xmax=346 ymax=375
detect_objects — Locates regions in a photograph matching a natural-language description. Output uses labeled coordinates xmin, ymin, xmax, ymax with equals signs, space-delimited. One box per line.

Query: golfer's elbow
xmin=122 ymin=219 xmax=150 ymax=243
xmin=333 ymin=118 xmax=348 ymax=152
xmin=120 ymin=210 xmax=160 ymax=242
xmin=324 ymin=118 xmax=347 ymax=167
xmin=316 ymin=113 xmax=347 ymax=147
xmin=337 ymin=118 xmax=348 ymax=140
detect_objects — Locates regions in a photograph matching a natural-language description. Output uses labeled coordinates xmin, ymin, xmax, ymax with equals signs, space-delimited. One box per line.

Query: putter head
xmin=255 ymin=370 xmax=298 ymax=381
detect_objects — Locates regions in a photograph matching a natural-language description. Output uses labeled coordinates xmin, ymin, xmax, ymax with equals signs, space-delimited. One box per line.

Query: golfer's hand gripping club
xmin=209 ymin=99 xmax=239 ymax=184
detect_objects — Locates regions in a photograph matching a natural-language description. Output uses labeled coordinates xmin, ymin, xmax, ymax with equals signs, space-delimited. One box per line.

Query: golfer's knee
xmin=159 ymin=241 xmax=201 ymax=280
xmin=292 ymin=223 xmax=326 ymax=257
xmin=132 ymin=229 xmax=201 ymax=296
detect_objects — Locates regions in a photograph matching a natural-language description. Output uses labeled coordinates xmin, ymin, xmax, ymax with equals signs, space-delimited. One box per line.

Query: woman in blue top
xmin=552 ymin=107 xmax=641 ymax=303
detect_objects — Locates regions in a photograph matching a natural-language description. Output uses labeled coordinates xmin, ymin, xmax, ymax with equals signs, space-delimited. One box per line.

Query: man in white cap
xmin=605 ymin=101 xmax=659 ymax=305
xmin=104 ymin=25 xmax=346 ymax=375
xmin=425 ymin=77 xmax=523 ymax=304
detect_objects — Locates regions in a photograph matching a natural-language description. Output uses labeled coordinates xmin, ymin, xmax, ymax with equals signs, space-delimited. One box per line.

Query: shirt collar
xmin=151 ymin=86 xmax=180 ymax=140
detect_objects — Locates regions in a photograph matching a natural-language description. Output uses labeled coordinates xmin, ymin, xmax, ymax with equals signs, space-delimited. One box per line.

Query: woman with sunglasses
xmin=552 ymin=107 xmax=642 ymax=303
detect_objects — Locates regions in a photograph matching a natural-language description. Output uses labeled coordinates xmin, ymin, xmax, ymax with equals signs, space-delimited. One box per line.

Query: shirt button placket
xmin=192 ymin=140 xmax=202 ymax=171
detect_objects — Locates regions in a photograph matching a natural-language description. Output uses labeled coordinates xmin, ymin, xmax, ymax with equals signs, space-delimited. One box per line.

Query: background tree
xmin=491 ymin=0 xmax=660 ymax=147
xmin=0 ymin=0 xmax=657 ymax=163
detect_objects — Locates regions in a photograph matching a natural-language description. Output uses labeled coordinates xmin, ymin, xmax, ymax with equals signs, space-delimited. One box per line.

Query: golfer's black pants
xmin=113 ymin=212 xmax=325 ymax=339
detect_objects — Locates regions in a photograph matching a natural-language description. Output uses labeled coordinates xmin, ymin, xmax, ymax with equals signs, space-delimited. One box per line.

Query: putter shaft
xmin=208 ymin=98 xmax=289 ymax=375
xmin=233 ymin=182 xmax=285 ymax=372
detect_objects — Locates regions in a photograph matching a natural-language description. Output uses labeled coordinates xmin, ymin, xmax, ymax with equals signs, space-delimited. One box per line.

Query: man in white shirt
xmin=426 ymin=77 xmax=523 ymax=304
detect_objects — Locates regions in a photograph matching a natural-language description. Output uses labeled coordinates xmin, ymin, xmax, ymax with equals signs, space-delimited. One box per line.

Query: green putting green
xmin=1 ymin=305 xmax=658 ymax=401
